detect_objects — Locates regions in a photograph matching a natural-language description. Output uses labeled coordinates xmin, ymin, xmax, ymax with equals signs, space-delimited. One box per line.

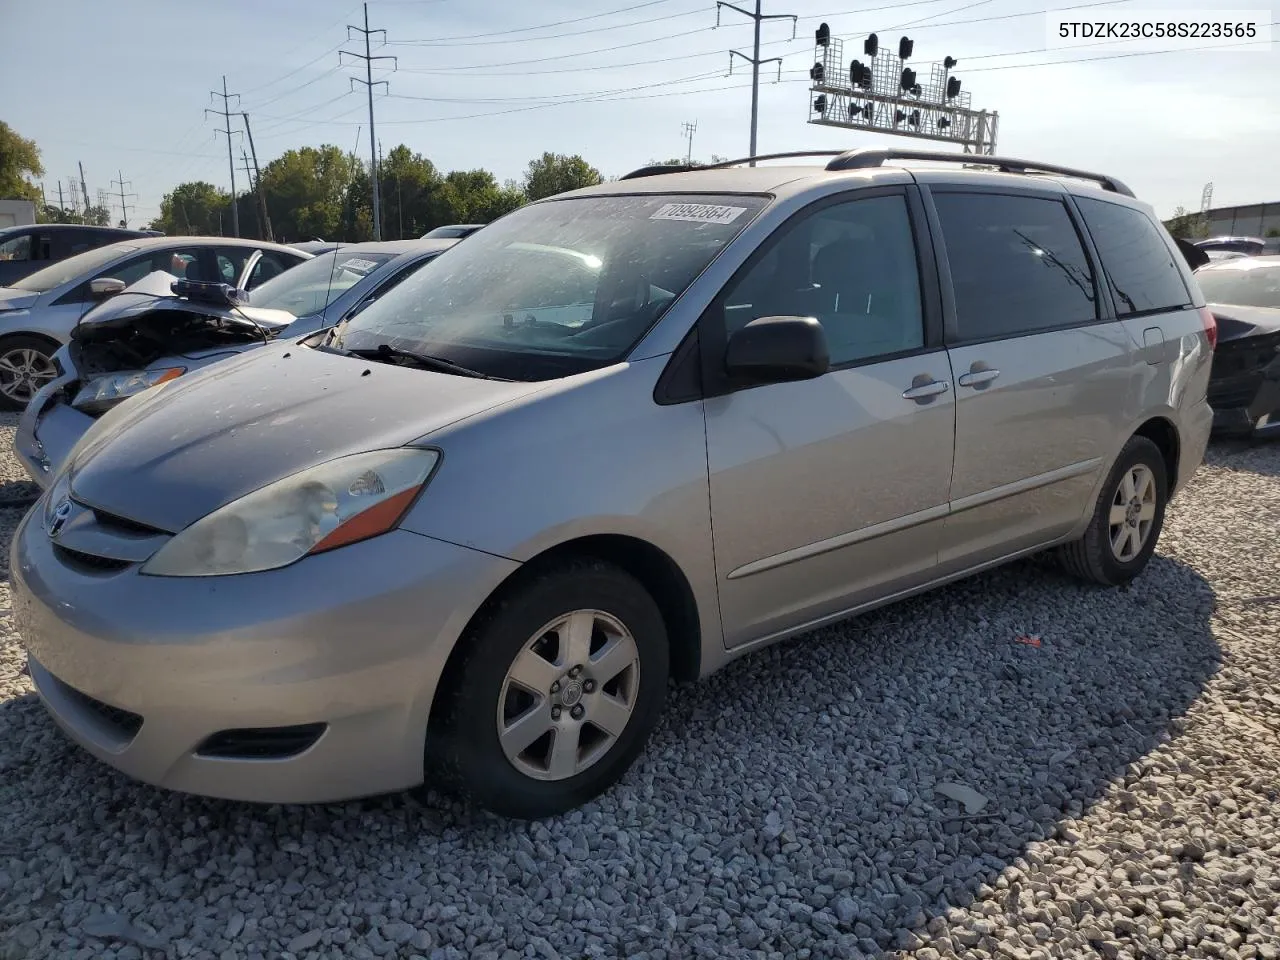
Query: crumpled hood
xmin=66 ymin=344 xmax=543 ymax=532
xmin=73 ymin=271 xmax=296 ymax=337
xmin=1207 ymin=303 xmax=1280 ymax=343
xmin=0 ymin=287 xmax=39 ymax=312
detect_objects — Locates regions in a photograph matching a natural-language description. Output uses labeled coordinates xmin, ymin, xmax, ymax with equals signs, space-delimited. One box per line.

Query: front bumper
xmin=15 ymin=383 xmax=95 ymax=489
xmin=11 ymin=506 xmax=518 ymax=803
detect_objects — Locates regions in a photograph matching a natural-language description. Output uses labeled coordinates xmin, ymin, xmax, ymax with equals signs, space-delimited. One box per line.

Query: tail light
xmin=1199 ymin=306 xmax=1218 ymax=350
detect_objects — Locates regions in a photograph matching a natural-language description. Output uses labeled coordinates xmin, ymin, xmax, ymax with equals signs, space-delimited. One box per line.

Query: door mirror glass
xmin=89 ymin=277 xmax=127 ymax=298
xmin=725 ymin=315 xmax=830 ymax=384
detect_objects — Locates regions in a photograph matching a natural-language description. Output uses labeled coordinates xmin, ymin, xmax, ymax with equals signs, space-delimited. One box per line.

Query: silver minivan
xmin=12 ymin=149 xmax=1215 ymax=819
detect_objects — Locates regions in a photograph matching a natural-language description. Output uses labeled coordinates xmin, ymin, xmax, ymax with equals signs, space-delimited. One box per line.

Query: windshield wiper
xmin=346 ymin=343 xmax=509 ymax=380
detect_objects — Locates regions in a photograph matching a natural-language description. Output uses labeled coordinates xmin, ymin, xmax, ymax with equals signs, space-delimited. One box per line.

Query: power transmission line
xmin=110 ymin=170 xmax=137 ymax=228
xmin=391 ymin=6 xmax=709 ymax=46
xmin=717 ymin=0 xmax=797 ymax=163
xmin=205 ymin=76 xmax=243 ymax=237
xmin=342 ymin=2 xmax=396 ymax=241
xmin=682 ymin=120 xmax=698 ymax=163
xmin=405 ymin=0 xmax=688 ymax=42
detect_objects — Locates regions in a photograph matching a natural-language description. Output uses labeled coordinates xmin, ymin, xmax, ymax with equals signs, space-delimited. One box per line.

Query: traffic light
xmin=898 ymin=36 xmax=914 ymax=59
xmin=813 ymin=95 xmax=827 ymax=114
xmin=850 ymin=60 xmax=872 ymax=88
xmin=939 ymin=116 xmax=952 ymax=129
xmin=944 ymin=56 xmax=958 ymax=69
xmin=810 ymin=62 xmax=825 ymax=82
xmin=864 ymin=33 xmax=878 ymax=57
xmin=908 ymin=109 xmax=921 ymax=127
xmin=894 ymin=109 xmax=906 ymax=125
xmin=900 ymin=67 xmax=917 ymax=91
xmin=816 ymin=23 xmax=830 ymax=47
xmin=946 ymin=76 xmax=962 ymax=99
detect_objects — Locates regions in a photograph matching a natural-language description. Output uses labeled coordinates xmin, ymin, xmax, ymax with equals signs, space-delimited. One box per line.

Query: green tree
xmin=38 ymin=205 xmax=79 ymax=224
xmin=1165 ymin=205 xmax=1209 ymax=240
xmin=522 ymin=152 xmax=602 ymax=201
xmin=0 ymin=121 xmax=43 ymax=200
xmin=260 ymin=145 xmax=357 ymax=241
xmin=1267 ymin=228 xmax=1280 ymax=238
xmin=83 ymin=205 xmax=112 ymax=227
xmin=152 ymin=181 xmax=231 ymax=235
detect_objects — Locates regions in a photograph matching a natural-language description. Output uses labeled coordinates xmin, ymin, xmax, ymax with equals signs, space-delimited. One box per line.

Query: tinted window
xmin=104 ymin=248 xmax=205 ymax=287
xmin=216 ymin=247 xmax=255 ymax=285
xmin=0 ymin=233 xmax=31 ymax=262
xmin=934 ymin=193 xmax=1097 ymax=341
xmin=246 ymin=251 xmax=293 ymax=289
xmin=1075 ymin=197 xmax=1191 ymax=316
xmin=722 ymin=194 xmax=924 ymax=365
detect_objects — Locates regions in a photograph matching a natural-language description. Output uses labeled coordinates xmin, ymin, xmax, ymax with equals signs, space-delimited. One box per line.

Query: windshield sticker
xmin=650 ymin=203 xmax=747 ymax=225
xmin=339 ymin=258 xmax=380 ymax=274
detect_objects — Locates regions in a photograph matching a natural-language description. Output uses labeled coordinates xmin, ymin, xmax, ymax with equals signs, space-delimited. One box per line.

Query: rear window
xmin=1075 ymin=197 xmax=1191 ymax=317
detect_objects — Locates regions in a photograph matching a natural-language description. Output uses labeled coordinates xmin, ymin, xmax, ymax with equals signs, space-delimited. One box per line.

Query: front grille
xmin=52 ymin=544 xmax=131 ymax=574
xmin=196 ymin=724 xmax=327 ymax=760
xmin=88 ymin=507 xmax=165 ymax=537
xmin=59 ymin=681 xmax=144 ymax=739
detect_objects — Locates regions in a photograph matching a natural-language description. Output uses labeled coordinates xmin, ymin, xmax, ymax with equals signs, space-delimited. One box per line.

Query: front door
xmin=702 ymin=189 xmax=956 ymax=648
xmin=926 ymin=187 xmax=1136 ymax=568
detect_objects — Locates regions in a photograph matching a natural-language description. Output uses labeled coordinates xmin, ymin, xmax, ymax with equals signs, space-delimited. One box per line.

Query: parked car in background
xmin=11 ymin=148 xmax=1213 ymax=819
xmin=0 ymin=236 xmax=309 ymax=408
xmin=14 ymin=238 xmax=458 ymax=485
xmin=290 ymin=239 xmax=345 ymax=255
xmin=1205 ymin=250 xmax=1249 ymax=264
xmin=0 ymin=224 xmax=158 ymax=287
xmin=1196 ymin=236 xmax=1267 ymax=258
xmin=1196 ymin=256 xmax=1280 ymax=438
xmin=422 ymin=224 xmax=484 ymax=239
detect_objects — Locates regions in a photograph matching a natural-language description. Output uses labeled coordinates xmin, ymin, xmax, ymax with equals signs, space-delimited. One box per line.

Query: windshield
xmin=11 ymin=241 xmax=140 ymax=292
xmin=1197 ymin=261 xmax=1280 ymax=309
xmin=330 ymin=193 xmax=766 ymax=381
xmin=249 ymin=250 xmax=393 ymax=317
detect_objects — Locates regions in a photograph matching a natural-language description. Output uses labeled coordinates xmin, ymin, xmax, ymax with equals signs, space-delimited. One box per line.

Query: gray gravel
xmin=2 ymin=419 xmax=1279 ymax=960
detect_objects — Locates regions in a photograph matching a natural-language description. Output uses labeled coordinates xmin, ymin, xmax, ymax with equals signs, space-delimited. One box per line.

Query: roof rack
xmin=618 ymin=151 xmax=845 ymax=180
xmin=824 ymin=147 xmax=1135 ymax=197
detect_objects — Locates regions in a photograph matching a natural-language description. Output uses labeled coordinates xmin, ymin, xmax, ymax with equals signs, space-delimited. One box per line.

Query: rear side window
xmin=1074 ymin=197 xmax=1191 ymax=316
xmin=934 ymin=192 xmax=1098 ymax=342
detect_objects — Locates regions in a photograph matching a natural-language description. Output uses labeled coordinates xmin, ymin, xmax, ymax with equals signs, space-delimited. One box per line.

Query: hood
xmin=0 ymin=287 xmax=39 ymax=312
xmin=66 ymin=344 xmax=542 ymax=532
xmin=1206 ymin=303 xmax=1280 ymax=343
xmin=74 ymin=271 xmax=296 ymax=336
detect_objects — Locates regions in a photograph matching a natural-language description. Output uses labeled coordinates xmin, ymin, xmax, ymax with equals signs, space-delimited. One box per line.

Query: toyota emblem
xmin=45 ymin=497 xmax=73 ymax=539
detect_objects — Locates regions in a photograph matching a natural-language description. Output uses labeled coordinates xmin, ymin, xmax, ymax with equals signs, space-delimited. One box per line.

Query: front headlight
xmin=72 ymin=367 xmax=185 ymax=415
xmin=141 ymin=448 xmax=439 ymax=577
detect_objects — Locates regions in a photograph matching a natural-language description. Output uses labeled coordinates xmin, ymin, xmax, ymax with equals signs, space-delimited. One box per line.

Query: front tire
xmin=1058 ymin=436 xmax=1168 ymax=586
xmin=0 ymin=335 xmax=58 ymax=411
xmin=430 ymin=559 xmax=669 ymax=819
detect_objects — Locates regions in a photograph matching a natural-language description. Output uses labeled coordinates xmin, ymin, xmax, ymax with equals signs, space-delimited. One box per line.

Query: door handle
xmin=958 ymin=368 xmax=1000 ymax=388
xmin=901 ymin=379 xmax=950 ymax=401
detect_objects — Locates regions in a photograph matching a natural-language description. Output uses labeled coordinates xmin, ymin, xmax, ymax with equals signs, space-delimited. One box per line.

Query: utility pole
xmin=342 ymin=3 xmax=397 ymax=241
xmin=239 ymin=151 xmax=261 ymax=239
xmin=682 ymin=120 xmax=698 ymax=164
xmin=717 ymin=0 xmax=796 ymax=164
xmin=55 ymin=181 xmax=67 ymax=220
xmin=206 ymin=76 xmax=242 ymax=237
xmin=78 ymin=162 xmax=92 ymax=219
xmin=111 ymin=170 xmax=137 ymax=228
xmin=241 ymin=112 xmax=274 ymax=242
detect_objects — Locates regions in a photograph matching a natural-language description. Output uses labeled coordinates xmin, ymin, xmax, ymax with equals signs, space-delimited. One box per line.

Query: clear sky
xmin=3 ymin=0 xmax=1277 ymax=228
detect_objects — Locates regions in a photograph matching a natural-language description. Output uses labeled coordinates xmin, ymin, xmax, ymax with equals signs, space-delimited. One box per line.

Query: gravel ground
xmin=1 ymin=414 xmax=1279 ymax=960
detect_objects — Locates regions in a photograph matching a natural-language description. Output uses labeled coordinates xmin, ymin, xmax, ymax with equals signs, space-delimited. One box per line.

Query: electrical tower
xmin=807 ymin=27 xmax=998 ymax=155
xmin=111 ymin=170 xmax=137 ymax=228
xmin=242 ymin=113 xmax=274 ymax=242
xmin=206 ymin=76 xmax=242 ymax=237
xmin=342 ymin=3 xmax=397 ymax=241
xmin=717 ymin=0 xmax=797 ymax=164
xmin=682 ymin=121 xmax=697 ymax=164
xmin=1200 ymin=182 xmax=1214 ymax=214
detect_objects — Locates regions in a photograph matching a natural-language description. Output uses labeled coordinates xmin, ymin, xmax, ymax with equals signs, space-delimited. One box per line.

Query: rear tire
xmin=1058 ymin=436 xmax=1168 ymax=586
xmin=429 ymin=559 xmax=669 ymax=819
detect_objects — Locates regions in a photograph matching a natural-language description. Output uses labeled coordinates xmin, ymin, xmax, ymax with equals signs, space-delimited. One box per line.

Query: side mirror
xmin=725 ymin=315 xmax=830 ymax=384
xmin=89 ymin=277 xmax=127 ymax=299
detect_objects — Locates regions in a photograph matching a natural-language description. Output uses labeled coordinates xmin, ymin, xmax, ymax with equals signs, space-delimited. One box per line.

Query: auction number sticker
xmin=650 ymin=203 xmax=747 ymax=224
xmin=339 ymin=258 xmax=380 ymax=274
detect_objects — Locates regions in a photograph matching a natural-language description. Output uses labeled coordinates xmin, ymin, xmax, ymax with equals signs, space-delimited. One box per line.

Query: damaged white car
xmin=13 ymin=239 xmax=457 ymax=486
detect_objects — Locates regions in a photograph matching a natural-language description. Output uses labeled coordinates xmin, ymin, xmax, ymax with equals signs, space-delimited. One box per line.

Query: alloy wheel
xmin=0 ymin=348 xmax=56 ymax=404
xmin=1108 ymin=463 xmax=1157 ymax=562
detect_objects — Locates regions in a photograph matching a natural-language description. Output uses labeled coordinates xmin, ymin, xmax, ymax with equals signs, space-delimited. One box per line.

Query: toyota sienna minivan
xmin=12 ymin=148 xmax=1215 ymax=819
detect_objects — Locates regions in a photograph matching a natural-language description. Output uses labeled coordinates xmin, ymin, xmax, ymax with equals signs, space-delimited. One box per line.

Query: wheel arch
xmin=428 ymin=533 xmax=703 ymax=730
xmin=1132 ymin=415 xmax=1180 ymax=490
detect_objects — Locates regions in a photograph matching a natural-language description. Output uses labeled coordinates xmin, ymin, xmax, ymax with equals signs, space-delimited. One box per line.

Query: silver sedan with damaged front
xmin=14 ymin=239 xmax=457 ymax=487
xmin=12 ymin=148 xmax=1215 ymax=819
